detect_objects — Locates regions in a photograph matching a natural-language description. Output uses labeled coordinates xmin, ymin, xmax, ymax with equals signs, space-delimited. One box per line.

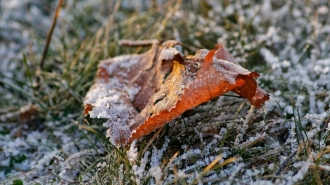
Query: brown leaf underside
xmin=84 ymin=40 xmax=269 ymax=145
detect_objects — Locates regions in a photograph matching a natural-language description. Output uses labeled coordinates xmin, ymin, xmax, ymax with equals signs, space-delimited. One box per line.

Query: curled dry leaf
xmin=84 ymin=40 xmax=269 ymax=145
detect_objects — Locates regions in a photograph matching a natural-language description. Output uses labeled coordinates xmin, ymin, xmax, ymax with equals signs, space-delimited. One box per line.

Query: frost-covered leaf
xmin=84 ymin=40 xmax=269 ymax=145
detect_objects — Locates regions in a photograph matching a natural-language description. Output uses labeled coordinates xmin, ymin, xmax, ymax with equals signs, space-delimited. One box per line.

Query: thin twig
xmin=39 ymin=0 xmax=63 ymax=69
xmin=140 ymin=127 xmax=164 ymax=157
xmin=275 ymin=150 xmax=297 ymax=175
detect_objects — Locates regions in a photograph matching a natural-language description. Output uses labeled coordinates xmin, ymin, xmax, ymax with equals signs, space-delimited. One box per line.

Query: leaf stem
xmin=39 ymin=0 xmax=63 ymax=69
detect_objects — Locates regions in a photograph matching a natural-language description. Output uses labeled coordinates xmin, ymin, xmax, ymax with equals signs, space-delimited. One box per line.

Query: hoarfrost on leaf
xmin=84 ymin=40 xmax=269 ymax=145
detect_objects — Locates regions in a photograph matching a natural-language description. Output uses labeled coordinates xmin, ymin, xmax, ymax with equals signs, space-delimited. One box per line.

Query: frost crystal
xmin=212 ymin=58 xmax=250 ymax=84
xmin=127 ymin=140 xmax=138 ymax=164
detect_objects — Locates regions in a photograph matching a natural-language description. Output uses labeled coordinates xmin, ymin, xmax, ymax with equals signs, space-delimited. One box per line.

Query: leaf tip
xmin=84 ymin=103 xmax=94 ymax=116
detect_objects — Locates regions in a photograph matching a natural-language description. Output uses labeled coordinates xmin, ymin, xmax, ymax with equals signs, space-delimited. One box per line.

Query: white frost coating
xmin=132 ymin=151 xmax=151 ymax=184
xmin=85 ymin=85 xmax=136 ymax=121
xmin=106 ymin=121 xmax=132 ymax=145
xmin=84 ymin=79 xmax=138 ymax=122
xmin=194 ymin=49 xmax=209 ymax=60
xmin=149 ymin=166 xmax=162 ymax=184
xmin=228 ymin=162 xmax=245 ymax=181
xmin=3 ymin=0 xmax=330 ymax=183
xmin=150 ymin=138 xmax=170 ymax=167
xmin=251 ymin=180 xmax=274 ymax=185
xmin=83 ymin=67 xmax=140 ymax=144
xmin=123 ymin=85 xmax=141 ymax=101
xmin=84 ymin=78 xmax=124 ymax=104
xmin=289 ymin=156 xmax=312 ymax=182
xmin=259 ymin=47 xmax=279 ymax=67
xmin=159 ymin=47 xmax=180 ymax=61
xmin=212 ymin=57 xmax=250 ymax=84
xmin=127 ymin=140 xmax=138 ymax=164
xmin=83 ymin=49 xmax=144 ymax=146
xmin=99 ymin=54 xmax=141 ymax=75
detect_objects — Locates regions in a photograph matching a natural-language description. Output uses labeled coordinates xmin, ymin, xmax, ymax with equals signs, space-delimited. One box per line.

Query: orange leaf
xmin=84 ymin=40 xmax=269 ymax=145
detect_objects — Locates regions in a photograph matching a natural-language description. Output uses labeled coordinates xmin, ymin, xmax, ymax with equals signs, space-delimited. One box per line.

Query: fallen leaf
xmin=84 ymin=40 xmax=269 ymax=145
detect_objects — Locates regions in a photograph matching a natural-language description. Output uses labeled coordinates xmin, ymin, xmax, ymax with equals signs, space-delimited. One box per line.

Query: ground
xmin=0 ymin=0 xmax=329 ymax=184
